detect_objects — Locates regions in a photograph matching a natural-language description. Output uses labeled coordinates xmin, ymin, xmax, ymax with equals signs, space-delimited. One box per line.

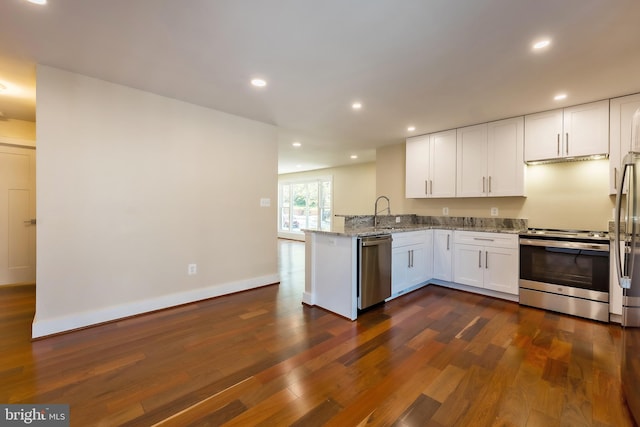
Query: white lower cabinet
xmin=453 ymin=231 xmax=519 ymax=295
xmin=389 ymin=229 xmax=517 ymax=300
xmin=391 ymin=230 xmax=433 ymax=295
xmin=453 ymin=244 xmax=485 ymax=287
xmin=433 ymin=229 xmax=453 ymax=281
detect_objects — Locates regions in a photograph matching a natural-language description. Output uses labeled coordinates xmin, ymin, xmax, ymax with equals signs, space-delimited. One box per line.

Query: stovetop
xmin=520 ymin=228 xmax=609 ymax=241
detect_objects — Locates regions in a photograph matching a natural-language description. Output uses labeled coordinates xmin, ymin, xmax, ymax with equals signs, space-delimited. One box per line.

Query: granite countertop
xmin=304 ymin=224 xmax=526 ymax=237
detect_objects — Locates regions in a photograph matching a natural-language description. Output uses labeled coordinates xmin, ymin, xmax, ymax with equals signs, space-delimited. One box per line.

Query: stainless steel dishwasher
xmin=358 ymin=234 xmax=392 ymax=310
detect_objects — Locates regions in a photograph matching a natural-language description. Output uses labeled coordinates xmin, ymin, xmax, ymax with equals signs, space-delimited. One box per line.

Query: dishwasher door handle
xmin=361 ymin=236 xmax=392 ymax=247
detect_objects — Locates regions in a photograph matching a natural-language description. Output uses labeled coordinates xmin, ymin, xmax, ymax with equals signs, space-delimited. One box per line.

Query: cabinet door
xmin=487 ymin=117 xmax=525 ymax=197
xmin=483 ymin=247 xmax=518 ymax=295
xmin=423 ymin=230 xmax=434 ymax=280
xmin=453 ymin=243 xmax=484 ymax=287
xmin=433 ymin=230 xmax=452 ymax=281
xmin=405 ymin=135 xmax=430 ymax=198
xmin=610 ymin=94 xmax=640 ymax=195
xmin=407 ymin=245 xmax=428 ymax=288
xmin=429 ymin=130 xmax=457 ymax=198
xmin=456 ymin=124 xmax=488 ymax=197
xmin=524 ymin=109 xmax=563 ymax=162
xmin=563 ymin=100 xmax=609 ymax=158
xmin=391 ymin=247 xmax=410 ymax=295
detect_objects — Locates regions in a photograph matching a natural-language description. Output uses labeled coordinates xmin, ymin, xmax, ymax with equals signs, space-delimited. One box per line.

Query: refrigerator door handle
xmin=616 ymin=156 xmax=633 ymax=289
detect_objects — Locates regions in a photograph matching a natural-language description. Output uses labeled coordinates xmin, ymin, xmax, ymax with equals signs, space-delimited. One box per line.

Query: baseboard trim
xmin=429 ymin=279 xmax=519 ymax=303
xmin=32 ymin=273 xmax=280 ymax=339
xmin=302 ymin=291 xmax=315 ymax=306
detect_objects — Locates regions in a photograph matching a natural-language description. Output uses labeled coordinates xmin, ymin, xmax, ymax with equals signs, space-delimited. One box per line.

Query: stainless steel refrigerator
xmin=614 ymin=107 xmax=640 ymax=425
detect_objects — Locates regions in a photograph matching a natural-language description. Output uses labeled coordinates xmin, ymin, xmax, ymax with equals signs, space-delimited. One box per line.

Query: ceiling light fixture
xmin=251 ymin=78 xmax=267 ymax=87
xmin=27 ymin=0 xmax=47 ymax=4
xmin=352 ymin=102 xmax=362 ymax=110
xmin=533 ymin=39 xmax=551 ymax=50
xmin=407 ymin=126 xmax=416 ymax=132
xmin=292 ymin=142 xmax=301 ymax=147
xmin=554 ymin=93 xmax=567 ymax=101
xmin=350 ymin=155 xmax=358 ymax=159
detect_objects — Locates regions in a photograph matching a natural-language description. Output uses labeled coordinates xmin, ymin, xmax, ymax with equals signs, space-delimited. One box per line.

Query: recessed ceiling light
xmin=554 ymin=93 xmax=567 ymax=101
xmin=27 ymin=0 xmax=47 ymax=4
xmin=292 ymin=142 xmax=301 ymax=147
xmin=352 ymin=102 xmax=362 ymax=110
xmin=296 ymin=164 xmax=302 ymax=168
xmin=533 ymin=39 xmax=551 ymax=50
xmin=407 ymin=126 xmax=416 ymax=132
xmin=350 ymin=154 xmax=358 ymax=159
xmin=251 ymin=78 xmax=267 ymax=87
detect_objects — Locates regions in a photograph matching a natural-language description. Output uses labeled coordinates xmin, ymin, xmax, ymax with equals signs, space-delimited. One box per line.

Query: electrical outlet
xmin=395 ymin=216 xmax=401 ymax=223
xmin=260 ymin=198 xmax=271 ymax=207
xmin=491 ymin=207 xmax=499 ymax=216
xmin=443 ymin=207 xmax=449 ymax=216
xmin=188 ymin=263 xmax=197 ymax=275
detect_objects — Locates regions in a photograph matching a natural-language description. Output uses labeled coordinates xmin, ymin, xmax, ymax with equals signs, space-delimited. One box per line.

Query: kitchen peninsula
xmin=303 ymin=215 xmax=527 ymax=320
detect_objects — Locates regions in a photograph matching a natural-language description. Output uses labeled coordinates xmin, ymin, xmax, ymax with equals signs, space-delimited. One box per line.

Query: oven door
xmin=519 ymin=238 xmax=610 ymax=293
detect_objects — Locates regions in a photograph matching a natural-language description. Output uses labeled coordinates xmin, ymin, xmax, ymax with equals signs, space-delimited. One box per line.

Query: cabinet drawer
xmin=453 ymin=231 xmax=518 ymax=249
xmin=392 ymin=230 xmax=426 ymax=248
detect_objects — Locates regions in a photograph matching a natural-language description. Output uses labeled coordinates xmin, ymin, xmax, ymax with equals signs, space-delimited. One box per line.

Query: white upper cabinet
xmin=487 ymin=117 xmax=525 ymax=196
xmin=524 ymin=109 xmax=563 ymax=161
xmin=524 ymin=100 xmax=609 ymax=163
xmin=457 ymin=117 xmax=524 ymax=197
xmin=563 ymin=100 xmax=609 ymax=157
xmin=456 ymin=123 xmax=488 ymax=197
xmin=405 ymin=135 xmax=430 ymax=198
xmin=406 ymin=130 xmax=456 ymax=198
xmin=609 ymin=93 xmax=640 ymax=195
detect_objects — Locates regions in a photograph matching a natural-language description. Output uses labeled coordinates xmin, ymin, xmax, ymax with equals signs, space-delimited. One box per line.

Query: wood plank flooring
xmin=0 ymin=239 xmax=636 ymax=426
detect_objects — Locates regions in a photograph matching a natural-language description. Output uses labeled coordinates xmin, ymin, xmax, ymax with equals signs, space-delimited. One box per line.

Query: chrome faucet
xmin=374 ymin=195 xmax=390 ymax=227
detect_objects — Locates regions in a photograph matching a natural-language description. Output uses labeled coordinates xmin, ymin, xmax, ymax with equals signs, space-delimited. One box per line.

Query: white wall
xmin=34 ymin=66 xmax=278 ymax=337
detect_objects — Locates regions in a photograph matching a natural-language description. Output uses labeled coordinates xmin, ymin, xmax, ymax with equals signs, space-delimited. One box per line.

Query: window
xmin=279 ymin=177 xmax=332 ymax=233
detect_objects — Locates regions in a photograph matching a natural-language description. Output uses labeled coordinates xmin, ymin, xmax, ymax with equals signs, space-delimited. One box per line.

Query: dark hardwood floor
xmin=0 ymin=239 xmax=636 ymax=426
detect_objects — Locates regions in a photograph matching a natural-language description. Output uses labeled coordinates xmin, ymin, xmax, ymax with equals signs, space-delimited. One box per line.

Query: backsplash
xmin=422 ymin=216 xmax=528 ymax=230
xmin=339 ymin=214 xmax=528 ymax=231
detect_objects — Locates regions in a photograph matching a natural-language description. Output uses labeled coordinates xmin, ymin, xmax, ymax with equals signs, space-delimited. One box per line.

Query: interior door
xmin=0 ymin=144 xmax=36 ymax=285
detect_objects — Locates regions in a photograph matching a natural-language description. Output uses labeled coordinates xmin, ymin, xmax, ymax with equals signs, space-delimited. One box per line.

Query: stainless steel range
xmin=519 ymin=228 xmax=610 ymax=322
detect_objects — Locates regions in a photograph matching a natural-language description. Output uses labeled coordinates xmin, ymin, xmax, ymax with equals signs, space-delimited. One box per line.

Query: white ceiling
xmin=1 ymin=0 xmax=640 ymax=174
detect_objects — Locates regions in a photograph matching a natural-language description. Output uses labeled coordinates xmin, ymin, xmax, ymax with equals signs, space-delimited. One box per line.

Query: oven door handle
xmin=616 ymin=155 xmax=634 ymax=290
xmin=519 ymin=239 xmax=609 ymax=251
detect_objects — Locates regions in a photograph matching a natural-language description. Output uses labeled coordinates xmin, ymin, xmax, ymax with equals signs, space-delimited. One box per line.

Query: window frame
xmin=278 ymin=176 xmax=333 ymax=237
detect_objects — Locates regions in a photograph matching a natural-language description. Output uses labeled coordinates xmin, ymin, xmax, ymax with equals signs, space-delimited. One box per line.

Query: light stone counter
xmin=305 ymin=215 xmax=528 ymax=237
